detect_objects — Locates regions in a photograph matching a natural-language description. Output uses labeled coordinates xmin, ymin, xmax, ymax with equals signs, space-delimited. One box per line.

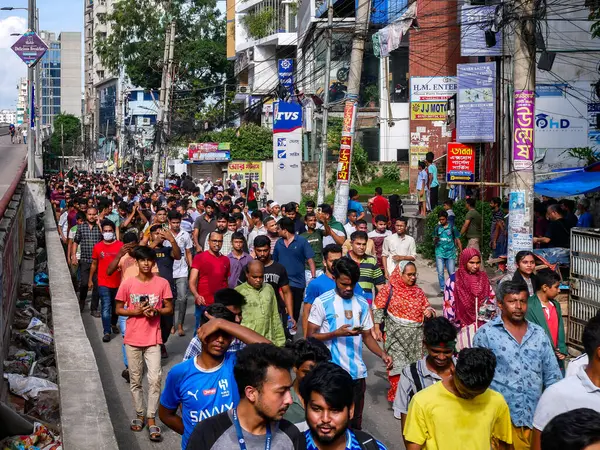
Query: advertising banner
xmin=188 ymin=142 xmax=231 ymax=162
xmin=410 ymin=76 xmax=457 ymax=102
xmin=411 ymin=102 xmax=448 ymax=120
xmin=11 ymin=32 xmax=48 ymax=67
xmin=278 ymin=59 xmax=295 ymax=99
xmin=337 ymin=102 xmax=358 ymax=182
xmin=457 ymin=62 xmax=496 ymax=143
xmin=446 ymin=143 xmax=475 ymax=182
xmin=513 ymin=90 xmax=535 ymax=171
xmin=273 ymin=102 xmax=302 ymax=204
xmin=535 ymin=87 xmax=588 ymax=149
xmin=589 ymin=103 xmax=600 ymax=150
xmin=227 ymin=161 xmax=262 ymax=183
xmin=460 ymin=5 xmax=503 ymax=57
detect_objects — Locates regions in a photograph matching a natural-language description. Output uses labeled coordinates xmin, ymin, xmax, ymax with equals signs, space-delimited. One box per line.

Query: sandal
xmin=148 ymin=425 xmax=162 ymax=442
xmin=178 ymin=329 xmax=185 ymax=337
xmin=130 ymin=416 xmax=145 ymax=432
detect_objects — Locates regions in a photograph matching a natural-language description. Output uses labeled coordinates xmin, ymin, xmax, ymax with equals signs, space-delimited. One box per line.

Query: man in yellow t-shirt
xmin=404 ymin=348 xmax=513 ymax=450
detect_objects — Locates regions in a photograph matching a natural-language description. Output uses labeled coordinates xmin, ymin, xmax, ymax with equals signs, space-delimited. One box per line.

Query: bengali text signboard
xmin=273 ymin=101 xmax=302 ymax=204
xmin=446 ymin=143 xmax=475 ymax=182
xmin=457 ymin=62 xmax=496 ymax=143
xmin=513 ymin=90 xmax=535 ymax=170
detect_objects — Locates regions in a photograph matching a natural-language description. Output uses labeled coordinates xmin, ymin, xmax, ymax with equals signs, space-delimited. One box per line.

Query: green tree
xmin=49 ymin=114 xmax=81 ymax=156
xmin=326 ymin=117 xmax=373 ymax=186
xmin=192 ymin=124 xmax=273 ymax=160
xmin=96 ymin=0 xmax=232 ymax=138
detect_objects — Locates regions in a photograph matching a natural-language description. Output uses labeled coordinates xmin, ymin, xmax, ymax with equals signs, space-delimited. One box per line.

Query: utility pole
xmin=34 ymin=7 xmax=41 ymax=177
xmin=152 ymin=13 xmax=174 ymax=185
xmin=26 ymin=0 xmax=36 ymax=179
xmin=332 ymin=0 xmax=371 ymax=222
xmin=316 ymin=0 xmax=333 ymax=205
xmin=60 ymin=123 xmax=64 ymax=174
xmin=507 ymin=0 xmax=536 ymax=268
xmin=223 ymin=83 xmax=227 ymax=126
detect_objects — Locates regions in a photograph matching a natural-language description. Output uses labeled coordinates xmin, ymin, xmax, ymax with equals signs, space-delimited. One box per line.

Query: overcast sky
xmin=0 ymin=0 xmax=83 ymax=109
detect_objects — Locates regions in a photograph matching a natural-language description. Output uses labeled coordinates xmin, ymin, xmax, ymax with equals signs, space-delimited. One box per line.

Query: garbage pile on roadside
xmin=1 ymin=213 xmax=62 ymax=449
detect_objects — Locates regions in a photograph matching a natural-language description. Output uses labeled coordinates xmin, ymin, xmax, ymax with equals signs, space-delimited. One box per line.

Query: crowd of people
xmin=46 ymin=171 xmax=600 ymax=450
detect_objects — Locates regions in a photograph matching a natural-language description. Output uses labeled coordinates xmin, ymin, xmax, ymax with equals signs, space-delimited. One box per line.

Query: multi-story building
xmin=38 ymin=31 xmax=82 ymax=125
xmin=0 ymin=110 xmax=17 ymax=124
xmin=16 ymin=78 xmax=27 ymax=125
xmin=227 ymin=0 xmax=298 ymax=124
xmin=84 ymin=0 xmax=117 ymax=161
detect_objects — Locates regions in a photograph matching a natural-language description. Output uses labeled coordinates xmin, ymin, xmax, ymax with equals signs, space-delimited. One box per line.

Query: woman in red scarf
xmin=443 ymin=248 xmax=496 ymax=348
xmin=373 ymin=261 xmax=435 ymax=401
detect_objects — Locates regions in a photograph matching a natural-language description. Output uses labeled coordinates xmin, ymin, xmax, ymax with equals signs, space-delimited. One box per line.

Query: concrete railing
xmin=44 ymin=201 xmax=118 ymax=449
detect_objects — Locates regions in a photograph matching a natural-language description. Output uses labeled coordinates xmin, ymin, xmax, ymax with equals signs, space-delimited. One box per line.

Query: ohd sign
xmin=273 ymin=101 xmax=302 ymax=204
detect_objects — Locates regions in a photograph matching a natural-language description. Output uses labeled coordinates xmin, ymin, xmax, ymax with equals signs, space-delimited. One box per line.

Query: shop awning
xmin=535 ymin=165 xmax=600 ymax=198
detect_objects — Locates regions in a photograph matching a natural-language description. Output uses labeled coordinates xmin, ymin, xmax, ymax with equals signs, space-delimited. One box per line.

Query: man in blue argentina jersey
xmin=302 ymin=244 xmax=364 ymax=337
xmin=307 ymin=257 xmax=393 ymax=430
xmin=300 ymin=362 xmax=387 ymax=450
xmin=159 ymin=304 xmax=271 ymax=449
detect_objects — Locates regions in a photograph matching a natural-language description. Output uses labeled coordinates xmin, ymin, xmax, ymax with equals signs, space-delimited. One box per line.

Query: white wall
xmin=252 ymin=45 xmax=278 ymax=94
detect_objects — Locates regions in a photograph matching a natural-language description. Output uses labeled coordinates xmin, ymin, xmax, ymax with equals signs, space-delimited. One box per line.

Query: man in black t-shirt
xmin=148 ymin=225 xmax=181 ymax=357
xmin=239 ymin=235 xmax=296 ymax=338
xmin=533 ymin=204 xmax=572 ymax=249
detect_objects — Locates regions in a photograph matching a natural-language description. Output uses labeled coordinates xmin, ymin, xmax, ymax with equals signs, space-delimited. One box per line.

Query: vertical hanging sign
xmin=512 ymin=90 xmax=535 ymax=170
xmin=278 ymin=59 xmax=295 ymax=100
xmin=273 ymin=101 xmax=302 ymax=204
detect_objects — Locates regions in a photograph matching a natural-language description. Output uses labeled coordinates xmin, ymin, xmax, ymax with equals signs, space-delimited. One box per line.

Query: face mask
xmin=103 ymin=232 xmax=115 ymax=241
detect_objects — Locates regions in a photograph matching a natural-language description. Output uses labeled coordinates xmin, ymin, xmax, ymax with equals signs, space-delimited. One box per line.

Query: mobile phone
xmin=353 ymin=326 xmax=364 ymax=332
xmin=316 ymin=207 xmax=322 ymax=214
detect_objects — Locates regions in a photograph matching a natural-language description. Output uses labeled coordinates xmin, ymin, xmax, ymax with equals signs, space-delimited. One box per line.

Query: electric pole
xmin=152 ymin=15 xmax=175 ymax=184
xmin=507 ymin=0 xmax=536 ymax=268
xmin=332 ymin=0 xmax=371 ymax=222
xmin=316 ymin=0 xmax=333 ymax=205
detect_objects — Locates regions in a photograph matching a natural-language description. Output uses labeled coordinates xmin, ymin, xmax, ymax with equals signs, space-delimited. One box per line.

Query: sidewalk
xmin=413 ymin=255 xmax=445 ymax=313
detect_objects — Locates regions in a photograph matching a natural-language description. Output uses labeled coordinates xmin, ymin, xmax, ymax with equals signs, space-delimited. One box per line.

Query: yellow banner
xmin=410 ymin=102 xmax=448 ymax=120
xmin=227 ymin=161 xmax=262 ymax=182
xmin=226 ymin=0 xmax=235 ymax=60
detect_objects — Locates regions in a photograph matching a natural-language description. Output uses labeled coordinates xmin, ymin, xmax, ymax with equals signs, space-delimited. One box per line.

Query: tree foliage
xmin=96 ymin=0 xmax=233 ymax=137
xmin=194 ymin=124 xmax=273 ymax=160
xmin=49 ymin=114 xmax=82 ymax=156
xmin=591 ymin=7 xmax=600 ymax=39
xmin=326 ymin=117 xmax=373 ymax=185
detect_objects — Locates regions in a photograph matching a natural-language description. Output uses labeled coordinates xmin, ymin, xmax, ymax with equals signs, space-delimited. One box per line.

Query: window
xmin=143 ymin=91 xmax=156 ymax=101
xmin=97 ymin=70 xmax=105 ymax=79
xmin=396 ymin=149 xmax=409 ymax=162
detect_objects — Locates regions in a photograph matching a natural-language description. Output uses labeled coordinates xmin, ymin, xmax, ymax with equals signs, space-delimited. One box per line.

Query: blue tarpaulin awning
xmin=534 ymin=169 xmax=600 ymax=198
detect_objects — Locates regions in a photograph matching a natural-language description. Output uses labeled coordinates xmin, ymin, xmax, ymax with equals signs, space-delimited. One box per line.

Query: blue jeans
xmin=98 ymin=286 xmax=118 ymax=335
xmin=194 ymin=305 xmax=207 ymax=335
xmin=436 ymin=257 xmax=456 ymax=292
xmin=118 ymin=315 xmax=128 ymax=368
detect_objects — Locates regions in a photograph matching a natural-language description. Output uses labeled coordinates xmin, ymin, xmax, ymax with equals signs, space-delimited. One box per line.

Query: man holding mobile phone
xmin=307 ymin=257 xmax=393 ymax=431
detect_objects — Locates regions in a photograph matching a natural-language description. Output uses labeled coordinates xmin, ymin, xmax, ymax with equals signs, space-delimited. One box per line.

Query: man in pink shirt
xmin=189 ymin=230 xmax=231 ymax=331
xmin=116 ymin=246 xmax=173 ymax=442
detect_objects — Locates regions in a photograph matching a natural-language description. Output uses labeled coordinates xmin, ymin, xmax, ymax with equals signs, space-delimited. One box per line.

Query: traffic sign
xmin=11 ymin=31 xmax=48 ymax=67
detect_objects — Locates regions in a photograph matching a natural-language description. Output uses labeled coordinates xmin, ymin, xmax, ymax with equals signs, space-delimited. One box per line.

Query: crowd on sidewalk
xmin=46 ymin=170 xmax=600 ymax=450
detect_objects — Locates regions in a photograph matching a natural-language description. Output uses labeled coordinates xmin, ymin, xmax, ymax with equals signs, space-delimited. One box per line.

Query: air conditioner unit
xmin=237 ymin=85 xmax=249 ymax=94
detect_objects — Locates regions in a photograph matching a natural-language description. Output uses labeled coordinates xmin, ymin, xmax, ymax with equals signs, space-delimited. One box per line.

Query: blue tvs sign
xmin=273 ymin=102 xmax=302 ymax=133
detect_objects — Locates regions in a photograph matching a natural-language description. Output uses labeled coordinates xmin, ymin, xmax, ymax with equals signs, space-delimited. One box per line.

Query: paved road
xmin=0 ymin=134 xmax=27 ymax=200
xmin=82 ymin=255 xmax=444 ymax=450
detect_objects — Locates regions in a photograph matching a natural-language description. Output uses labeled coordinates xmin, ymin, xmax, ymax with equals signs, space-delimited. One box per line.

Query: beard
xmin=308 ymin=421 xmax=347 ymax=445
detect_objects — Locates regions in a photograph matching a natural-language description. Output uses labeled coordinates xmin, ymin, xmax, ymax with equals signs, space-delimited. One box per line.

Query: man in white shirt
xmin=381 ymin=217 xmax=416 ymax=279
xmin=165 ymin=210 xmax=194 ymax=336
xmin=344 ymin=209 xmax=358 ymax=237
xmin=307 ymin=257 xmax=392 ymax=431
xmin=531 ymin=312 xmax=600 ymax=450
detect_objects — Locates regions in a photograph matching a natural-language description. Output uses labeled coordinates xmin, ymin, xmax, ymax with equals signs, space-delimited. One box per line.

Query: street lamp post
xmin=2 ymin=3 xmax=38 ymax=178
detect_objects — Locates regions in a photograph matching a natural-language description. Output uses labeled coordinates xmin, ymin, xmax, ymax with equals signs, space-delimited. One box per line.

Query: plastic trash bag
xmin=0 ymin=422 xmax=62 ymax=450
xmin=4 ymin=374 xmax=58 ymax=400
xmin=25 ymin=319 xmax=53 ymax=346
xmin=3 ymin=349 xmax=36 ymax=376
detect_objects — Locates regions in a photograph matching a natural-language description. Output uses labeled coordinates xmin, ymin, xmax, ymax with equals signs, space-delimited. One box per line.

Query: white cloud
xmin=0 ymin=16 xmax=28 ymax=109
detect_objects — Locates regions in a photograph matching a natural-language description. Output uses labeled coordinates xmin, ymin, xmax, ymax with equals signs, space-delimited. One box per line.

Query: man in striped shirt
xmin=307 ymin=257 xmax=392 ymax=430
xmin=344 ymin=231 xmax=386 ymax=305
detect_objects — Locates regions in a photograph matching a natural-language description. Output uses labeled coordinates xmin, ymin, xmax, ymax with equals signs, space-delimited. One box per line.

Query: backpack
xmin=407 ymin=362 xmax=424 ymax=404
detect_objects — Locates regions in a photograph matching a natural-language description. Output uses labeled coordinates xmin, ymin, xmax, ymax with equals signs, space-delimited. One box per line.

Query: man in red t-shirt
xmin=189 ymin=230 xmax=230 ymax=331
xmin=368 ymin=187 xmax=391 ymax=226
xmin=90 ymin=219 xmax=124 ymax=342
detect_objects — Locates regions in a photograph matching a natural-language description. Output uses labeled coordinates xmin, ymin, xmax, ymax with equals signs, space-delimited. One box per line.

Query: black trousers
xmin=78 ymin=260 xmax=99 ymax=312
xmin=290 ymin=286 xmax=305 ymax=323
xmin=160 ymin=280 xmax=176 ymax=345
xmin=430 ymin=185 xmax=439 ymax=209
xmin=351 ymin=378 xmax=367 ymax=430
